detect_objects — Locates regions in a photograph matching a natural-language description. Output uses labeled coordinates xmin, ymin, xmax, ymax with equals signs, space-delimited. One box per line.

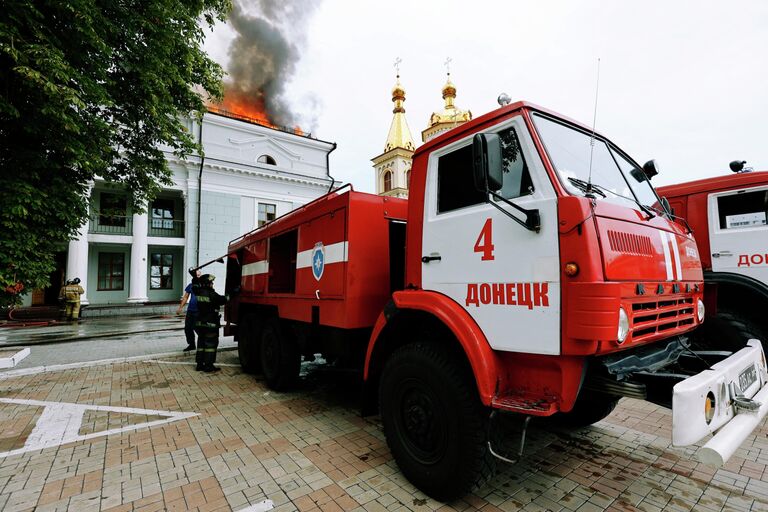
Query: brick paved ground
xmin=0 ymin=352 xmax=767 ymax=512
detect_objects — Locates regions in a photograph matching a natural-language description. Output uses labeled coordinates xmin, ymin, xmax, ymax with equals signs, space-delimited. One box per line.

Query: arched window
xmin=383 ymin=171 xmax=392 ymax=192
xmin=406 ymin=169 xmax=411 ymax=189
xmin=258 ymin=155 xmax=276 ymax=165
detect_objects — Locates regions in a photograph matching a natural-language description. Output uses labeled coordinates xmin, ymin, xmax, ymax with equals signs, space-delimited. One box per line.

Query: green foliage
xmin=0 ymin=0 xmax=230 ymax=307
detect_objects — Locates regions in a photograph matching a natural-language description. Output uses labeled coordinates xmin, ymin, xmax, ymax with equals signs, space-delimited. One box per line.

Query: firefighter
xmin=177 ymin=269 xmax=202 ymax=351
xmin=193 ymin=274 xmax=228 ymax=372
xmin=59 ymin=277 xmax=85 ymax=321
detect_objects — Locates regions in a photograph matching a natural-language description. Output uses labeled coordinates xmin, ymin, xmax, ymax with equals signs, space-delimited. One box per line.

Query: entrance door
xmin=421 ymin=117 xmax=561 ymax=355
xmin=708 ymin=186 xmax=768 ymax=286
xmin=43 ymin=251 xmax=68 ymax=305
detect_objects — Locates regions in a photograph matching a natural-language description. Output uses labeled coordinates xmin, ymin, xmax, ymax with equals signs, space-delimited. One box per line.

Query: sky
xmin=205 ymin=0 xmax=768 ymax=193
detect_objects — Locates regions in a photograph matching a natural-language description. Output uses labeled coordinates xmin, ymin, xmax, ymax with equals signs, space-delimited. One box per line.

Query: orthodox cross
xmin=444 ymin=57 xmax=453 ymax=77
xmin=394 ymin=57 xmax=402 ymax=77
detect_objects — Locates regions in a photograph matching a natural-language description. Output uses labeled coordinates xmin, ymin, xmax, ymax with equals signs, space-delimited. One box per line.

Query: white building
xmin=25 ymin=110 xmax=336 ymax=316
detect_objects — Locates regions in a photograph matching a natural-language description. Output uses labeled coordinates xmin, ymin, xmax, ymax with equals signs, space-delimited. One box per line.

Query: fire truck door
xmin=708 ymin=186 xmax=768 ymax=285
xmin=421 ymin=118 xmax=562 ymax=355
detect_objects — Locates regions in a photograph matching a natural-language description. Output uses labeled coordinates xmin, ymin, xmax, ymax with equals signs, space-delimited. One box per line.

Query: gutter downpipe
xmin=326 ymin=142 xmax=338 ymax=193
xmin=196 ymin=114 xmax=205 ymax=266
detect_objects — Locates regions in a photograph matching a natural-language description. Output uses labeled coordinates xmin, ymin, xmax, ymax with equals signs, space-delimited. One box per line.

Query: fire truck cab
xmin=222 ymin=101 xmax=768 ymax=501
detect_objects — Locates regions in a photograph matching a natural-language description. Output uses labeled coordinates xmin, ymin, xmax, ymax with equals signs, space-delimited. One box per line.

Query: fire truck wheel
xmin=690 ymin=310 xmax=768 ymax=353
xmin=379 ymin=342 xmax=494 ymax=501
xmin=237 ymin=314 xmax=261 ymax=374
xmin=260 ymin=319 xmax=301 ymax=390
xmin=549 ymin=394 xmax=619 ymax=428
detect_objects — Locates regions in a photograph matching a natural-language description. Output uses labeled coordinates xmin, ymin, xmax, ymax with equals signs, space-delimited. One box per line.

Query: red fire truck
xmin=657 ymin=165 xmax=768 ymax=348
xmin=215 ymin=102 xmax=768 ymax=501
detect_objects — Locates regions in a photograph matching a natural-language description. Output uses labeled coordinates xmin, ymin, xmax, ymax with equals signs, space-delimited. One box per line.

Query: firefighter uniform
xmin=193 ymin=275 xmax=228 ymax=372
xmin=59 ymin=278 xmax=85 ymax=321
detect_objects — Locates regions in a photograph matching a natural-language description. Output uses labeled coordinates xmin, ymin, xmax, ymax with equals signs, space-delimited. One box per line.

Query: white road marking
xmin=0 ymin=398 xmax=198 ymax=459
xmin=0 ymin=347 xmax=237 ymax=379
xmin=0 ymin=347 xmax=30 ymax=368
xmin=236 ymin=500 xmax=274 ymax=512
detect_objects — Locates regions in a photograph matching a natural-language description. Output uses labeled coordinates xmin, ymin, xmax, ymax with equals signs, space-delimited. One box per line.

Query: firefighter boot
xmin=203 ymin=346 xmax=220 ymax=373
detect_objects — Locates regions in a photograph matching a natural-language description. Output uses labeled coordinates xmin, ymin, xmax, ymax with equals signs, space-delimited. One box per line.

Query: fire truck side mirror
xmin=642 ymin=159 xmax=660 ymax=180
xmin=472 ymin=133 xmax=504 ymax=193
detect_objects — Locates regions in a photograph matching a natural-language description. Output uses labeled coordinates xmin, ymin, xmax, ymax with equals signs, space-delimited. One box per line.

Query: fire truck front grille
xmin=607 ymin=230 xmax=654 ymax=256
xmin=631 ymin=298 xmax=694 ymax=340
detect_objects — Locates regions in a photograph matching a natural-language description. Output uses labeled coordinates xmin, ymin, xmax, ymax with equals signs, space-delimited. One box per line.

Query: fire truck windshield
xmin=533 ymin=114 xmax=662 ymax=214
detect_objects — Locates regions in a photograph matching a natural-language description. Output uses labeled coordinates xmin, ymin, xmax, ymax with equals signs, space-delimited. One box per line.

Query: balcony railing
xmin=148 ymin=218 xmax=185 ymax=238
xmin=89 ymin=212 xmax=132 ymax=235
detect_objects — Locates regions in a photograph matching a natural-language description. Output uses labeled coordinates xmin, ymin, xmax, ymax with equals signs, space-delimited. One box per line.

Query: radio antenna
xmin=586 ymin=58 xmax=601 ymax=197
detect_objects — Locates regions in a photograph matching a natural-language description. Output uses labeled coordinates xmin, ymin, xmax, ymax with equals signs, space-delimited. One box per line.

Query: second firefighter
xmin=193 ymin=274 xmax=228 ymax=373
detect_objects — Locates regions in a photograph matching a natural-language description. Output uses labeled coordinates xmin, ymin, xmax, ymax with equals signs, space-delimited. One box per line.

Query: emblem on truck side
xmin=312 ymin=242 xmax=325 ymax=281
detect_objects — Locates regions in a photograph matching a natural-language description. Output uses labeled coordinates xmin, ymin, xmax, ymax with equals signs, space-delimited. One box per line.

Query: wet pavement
xmin=0 ymin=316 xmax=184 ymax=347
xmin=0 ymin=351 xmax=767 ymax=511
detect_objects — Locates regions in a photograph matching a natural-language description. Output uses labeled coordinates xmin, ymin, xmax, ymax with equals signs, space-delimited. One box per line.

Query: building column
xmin=66 ymin=221 xmax=90 ymax=306
xmin=66 ymin=183 xmax=93 ymax=305
xmin=127 ymin=207 xmax=149 ymax=303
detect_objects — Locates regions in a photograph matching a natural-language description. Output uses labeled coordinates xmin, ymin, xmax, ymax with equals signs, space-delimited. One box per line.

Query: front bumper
xmin=672 ymin=339 xmax=768 ymax=465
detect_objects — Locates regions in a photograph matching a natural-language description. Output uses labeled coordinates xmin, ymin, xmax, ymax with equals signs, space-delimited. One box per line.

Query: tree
xmin=0 ymin=0 xmax=230 ymax=306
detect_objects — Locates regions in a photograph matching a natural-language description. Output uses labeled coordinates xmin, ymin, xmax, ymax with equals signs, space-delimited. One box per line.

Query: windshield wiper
xmin=570 ymin=177 xmax=656 ymax=219
xmin=567 ymin=177 xmax=606 ymax=198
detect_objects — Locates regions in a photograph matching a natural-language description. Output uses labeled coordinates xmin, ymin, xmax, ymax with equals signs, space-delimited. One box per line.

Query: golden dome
xmin=384 ymin=74 xmax=415 ymax=151
xmin=391 ymin=76 xmax=406 ymax=113
xmin=427 ymin=73 xmax=472 ymax=127
xmin=442 ymin=77 xmax=456 ymax=99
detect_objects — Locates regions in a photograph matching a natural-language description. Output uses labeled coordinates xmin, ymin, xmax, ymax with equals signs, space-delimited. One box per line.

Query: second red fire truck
xmin=214 ymin=100 xmax=768 ymax=501
xmin=657 ymin=164 xmax=768 ymax=349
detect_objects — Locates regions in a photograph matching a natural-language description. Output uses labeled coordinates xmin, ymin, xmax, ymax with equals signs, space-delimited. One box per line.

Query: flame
xmin=207 ymin=86 xmax=305 ymax=136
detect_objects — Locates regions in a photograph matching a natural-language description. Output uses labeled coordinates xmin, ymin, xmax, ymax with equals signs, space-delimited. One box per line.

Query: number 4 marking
xmin=474 ymin=218 xmax=495 ymax=261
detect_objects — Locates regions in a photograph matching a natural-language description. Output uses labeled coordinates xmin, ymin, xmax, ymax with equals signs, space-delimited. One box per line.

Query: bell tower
xmin=372 ymin=59 xmax=415 ymax=198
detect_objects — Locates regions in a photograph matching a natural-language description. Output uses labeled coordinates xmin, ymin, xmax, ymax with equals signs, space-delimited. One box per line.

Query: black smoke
xmin=224 ymin=0 xmax=320 ymax=128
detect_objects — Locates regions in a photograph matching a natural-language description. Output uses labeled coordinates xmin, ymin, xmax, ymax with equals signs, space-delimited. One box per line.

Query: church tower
xmin=372 ymin=69 xmax=415 ymax=198
xmin=422 ymin=66 xmax=472 ymax=143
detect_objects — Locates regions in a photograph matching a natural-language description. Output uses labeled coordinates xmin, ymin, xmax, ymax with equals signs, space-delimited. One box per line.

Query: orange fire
xmin=208 ymin=87 xmax=305 ymax=136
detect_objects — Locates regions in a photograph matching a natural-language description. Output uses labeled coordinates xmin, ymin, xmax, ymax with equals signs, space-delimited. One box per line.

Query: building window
xmin=99 ymin=193 xmax=127 ymax=227
xmin=150 ymin=253 xmax=174 ymax=289
xmin=406 ymin=169 xmax=411 ymax=189
xmin=151 ymin=198 xmax=176 ymax=230
xmin=258 ymin=155 xmax=277 ymax=165
xmin=258 ymin=203 xmax=276 ymax=227
xmin=383 ymin=171 xmax=392 ymax=192
xmin=97 ymin=252 xmax=125 ymax=291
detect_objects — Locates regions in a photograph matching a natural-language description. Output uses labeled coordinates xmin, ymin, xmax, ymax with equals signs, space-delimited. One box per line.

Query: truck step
xmin=491 ymin=393 xmax=558 ymax=415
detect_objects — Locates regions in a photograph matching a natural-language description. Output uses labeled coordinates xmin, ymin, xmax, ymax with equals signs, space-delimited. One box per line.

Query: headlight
xmin=617 ymin=307 xmax=630 ymax=344
xmin=697 ymin=299 xmax=705 ymax=322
